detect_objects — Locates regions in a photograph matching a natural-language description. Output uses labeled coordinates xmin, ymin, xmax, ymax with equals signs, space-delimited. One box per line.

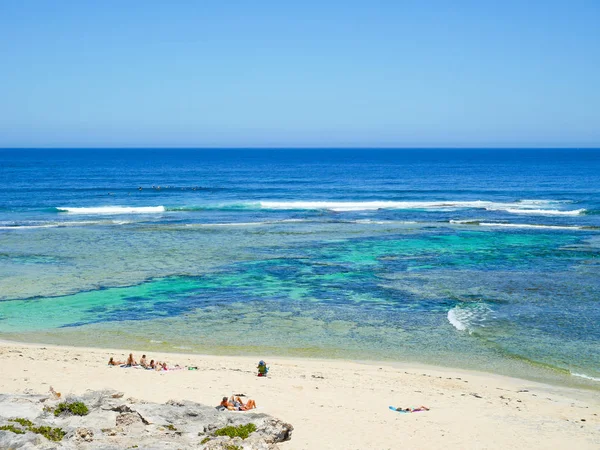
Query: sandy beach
xmin=0 ymin=340 xmax=598 ymax=449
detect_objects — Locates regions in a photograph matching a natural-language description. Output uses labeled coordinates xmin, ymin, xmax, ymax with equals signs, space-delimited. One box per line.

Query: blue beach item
xmin=257 ymin=360 xmax=268 ymax=376
xmin=389 ymin=406 xmax=408 ymax=413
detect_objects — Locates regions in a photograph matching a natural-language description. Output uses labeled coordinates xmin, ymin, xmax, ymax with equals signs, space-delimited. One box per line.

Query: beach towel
xmin=389 ymin=406 xmax=428 ymax=413
xmin=389 ymin=406 xmax=409 ymax=413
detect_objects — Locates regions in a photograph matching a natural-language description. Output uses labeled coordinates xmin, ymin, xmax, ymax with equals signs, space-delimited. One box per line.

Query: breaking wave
xmin=447 ymin=303 xmax=494 ymax=333
xmin=450 ymin=220 xmax=588 ymax=231
xmin=56 ymin=206 xmax=166 ymax=214
xmin=503 ymin=208 xmax=585 ymax=216
xmin=0 ymin=220 xmax=132 ymax=230
xmin=255 ymin=200 xmax=586 ymax=215
xmin=52 ymin=200 xmax=586 ymax=216
xmin=571 ymin=372 xmax=600 ymax=382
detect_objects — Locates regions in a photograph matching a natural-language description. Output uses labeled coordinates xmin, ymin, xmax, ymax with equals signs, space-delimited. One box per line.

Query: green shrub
xmin=225 ymin=445 xmax=241 ymax=450
xmin=54 ymin=401 xmax=89 ymax=417
xmin=213 ymin=423 xmax=256 ymax=440
xmin=0 ymin=424 xmax=25 ymax=434
xmin=29 ymin=425 xmax=66 ymax=442
xmin=200 ymin=436 xmax=211 ymax=444
xmin=9 ymin=418 xmax=34 ymax=428
xmin=2 ymin=419 xmax=66 ymax=442
xmin=164 ymin=424 xmax=177 ymax=431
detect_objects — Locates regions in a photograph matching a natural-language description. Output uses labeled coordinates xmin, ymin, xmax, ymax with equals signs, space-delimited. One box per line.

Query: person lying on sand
xmin=108 ymin=357 xmax=124 ymax=366
xmin=126 ymin=353 xmax=137 ymax=366
xmin=394 ymin=406 xmax=430 ymax=412
xmin=219 ymin=396 xmax=257 ymax=411
xmin=153 ymin=361 xmax=169 ymax=371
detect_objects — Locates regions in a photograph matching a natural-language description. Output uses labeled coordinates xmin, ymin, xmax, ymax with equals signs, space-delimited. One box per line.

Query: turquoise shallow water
xmin=0 ymin=149 xmax=599 ymax=388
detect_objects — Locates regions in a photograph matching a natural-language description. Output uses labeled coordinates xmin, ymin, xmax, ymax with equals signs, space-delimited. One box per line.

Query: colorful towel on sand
xmin=389 ymin=406 xmax=427 ymax=413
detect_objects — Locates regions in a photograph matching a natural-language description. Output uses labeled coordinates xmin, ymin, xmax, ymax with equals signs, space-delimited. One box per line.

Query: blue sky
xmin=0 ymin=1 xmax=599 ymax=147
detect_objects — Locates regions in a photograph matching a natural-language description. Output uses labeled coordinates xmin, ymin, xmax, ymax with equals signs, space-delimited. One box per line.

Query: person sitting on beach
xmin=108 ymin=357 xmax=124 ymax=366
xmin=219 ymin=396 xmax=257 ymax=411
xmin=148 ymin=359 xmax=156 ymax=369
xmin=126 ymin=353 xmax=137 ymax=367
xmin=395 ymin=406 xmax=430 ymax=412
xmin=257 ymin=360 xmax=268 ymax=377
xmin=154 ymin=361 xmax=169 ymax=371
xmin=140 ymin=354 xmax=148 ymax=368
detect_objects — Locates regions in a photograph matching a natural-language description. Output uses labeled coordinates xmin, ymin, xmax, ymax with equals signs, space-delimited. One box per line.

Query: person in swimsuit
xmin=395 ymin=406 xmax=430 ymax=412
xmin=126 ymin=353 xmax=137 ymax=366
xmin=108 ymin=357 xmax=124 ymax=366
xmin=140 ymin=354 xmax=148 ymax=368
xmin=219 ymin=396 xmax=257 ymax=411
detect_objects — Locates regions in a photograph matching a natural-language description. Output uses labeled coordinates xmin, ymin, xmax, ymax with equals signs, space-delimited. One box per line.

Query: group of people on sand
xmin=108 ymin=353 xmax=181 ymax=371
xmin=218 ymin=395 xmax=257 ymax=411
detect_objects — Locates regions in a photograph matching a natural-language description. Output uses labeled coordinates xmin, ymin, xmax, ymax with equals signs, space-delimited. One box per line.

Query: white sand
xmin=1 ymin=341 xmax=598 ymax=449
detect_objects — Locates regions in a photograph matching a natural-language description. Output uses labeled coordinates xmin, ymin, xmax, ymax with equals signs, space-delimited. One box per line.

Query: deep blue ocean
xmin=0 ymin=148 xmax=599 ymax=387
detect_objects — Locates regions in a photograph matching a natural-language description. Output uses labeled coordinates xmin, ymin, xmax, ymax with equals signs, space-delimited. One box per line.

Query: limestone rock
xmin=0 ymin=390 xmax=293 ymax=449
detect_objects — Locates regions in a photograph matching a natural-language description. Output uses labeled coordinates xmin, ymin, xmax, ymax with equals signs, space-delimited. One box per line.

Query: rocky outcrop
xmin=0 ymin=390 xmax=293 ymax=449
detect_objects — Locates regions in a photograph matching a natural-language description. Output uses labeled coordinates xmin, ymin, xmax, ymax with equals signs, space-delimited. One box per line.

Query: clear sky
xmin=0 ymin=1 xmax=599 ymax=148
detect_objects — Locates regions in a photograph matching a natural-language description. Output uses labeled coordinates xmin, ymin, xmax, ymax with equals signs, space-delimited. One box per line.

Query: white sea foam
xmin=517 ymin=199 xmax=571 ymax=205
xmin=57 ymin=206 xmax=166 ymax=214
xmin=571 ymin=372 xmax=600 ymax=382
xmin=503 ymin=208 xmax=585 ymax=216
xmin=449 ymin=219 xmax=481 ymax=225
xmin=0 ymin=224 xmax=58 ymax=230
xmin=259 ymin=200 xmax=491 ymax=211
xmin=184 ymin=219 xmax=312 ymax=228
xmin=0 ymin=220 xmax=131 ymax=230
xmin=352 ymin=219 xmax=418 ymax=224
xmin=447 ymin=303 xmax=493 ymax=333
xmin=199 ymin=222 xmax=265 ymax=227
xmin=478 ymin=223 xmax=584 ymax=230
xmin=447 ymin=309 xmax=468 ymax=331
xmin=54 ymin=201 xmax=586 ymax=216
xmin=257 ymin=200 xmax=585 ymax=215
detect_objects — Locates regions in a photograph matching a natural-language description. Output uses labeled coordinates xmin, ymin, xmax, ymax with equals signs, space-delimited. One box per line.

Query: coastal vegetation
xmin=2 ymin=418 xmax=66 ymax=442
xmin=213 ymin=423 xmax=257 ymax=439
xmin=54 ymin=401 xmax=89 ymax=417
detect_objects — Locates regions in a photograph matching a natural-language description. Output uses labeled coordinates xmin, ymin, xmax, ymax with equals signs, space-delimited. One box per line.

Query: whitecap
xmin=447 ymin=303 xmax=493 ymax=333
xmin=502 ymin=208 xmax=585 ymax=216
xmin=478 ymin=223 xmax=584 ymax=230
xmin=57 ymin=206 xmax=166 ymax=214
xmin=571 ymin=372 xmax=600 ymax=382
xmin=256 ymin=200 xmax=585 ymax=214
xmin=352 ymin=219 xmax=418 ymax=224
